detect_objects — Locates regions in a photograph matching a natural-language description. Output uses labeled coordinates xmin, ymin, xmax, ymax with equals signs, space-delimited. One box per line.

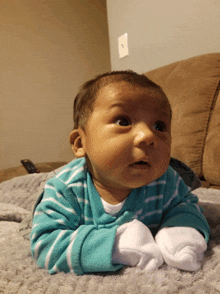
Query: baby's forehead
xmin=96 ymin=81 xmax=171 ymax=113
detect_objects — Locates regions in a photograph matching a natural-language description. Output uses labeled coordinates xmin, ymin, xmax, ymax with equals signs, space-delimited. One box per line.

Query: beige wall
xmin=1 ymin=0 xmax=111 ymax=169
xmin=107 ymin=0 xmax=220 ymax=72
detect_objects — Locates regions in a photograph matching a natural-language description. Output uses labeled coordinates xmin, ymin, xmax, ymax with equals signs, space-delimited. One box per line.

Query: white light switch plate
xmin=118 ymin=33 xmax=129 ymax=59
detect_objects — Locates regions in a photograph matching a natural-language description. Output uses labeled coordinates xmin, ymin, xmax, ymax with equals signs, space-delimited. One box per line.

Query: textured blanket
xmin=1 ymin=174 xmax=220 ymax=294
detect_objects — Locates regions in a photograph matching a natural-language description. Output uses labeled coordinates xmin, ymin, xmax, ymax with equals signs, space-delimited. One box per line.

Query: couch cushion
xmin=145 ymin=53 xmax=220 ymax=178
xmin=203 ymin=86 xmax=220 ymax=185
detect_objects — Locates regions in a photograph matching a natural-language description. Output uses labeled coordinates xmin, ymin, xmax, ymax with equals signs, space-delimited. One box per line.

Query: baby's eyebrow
xmin=108 ymin=102 xmax=125 ymax=109
xmin=107 ymin=103 xmax=131 ymax=112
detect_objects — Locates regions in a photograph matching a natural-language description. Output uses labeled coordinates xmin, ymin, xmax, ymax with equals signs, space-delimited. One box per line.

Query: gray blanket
xmin=1 ymin=173 xmax=220 ymax=294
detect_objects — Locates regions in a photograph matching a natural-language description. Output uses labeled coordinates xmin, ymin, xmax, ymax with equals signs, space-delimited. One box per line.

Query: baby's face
xmin=80 ymin=81 xmax=171 ymax=193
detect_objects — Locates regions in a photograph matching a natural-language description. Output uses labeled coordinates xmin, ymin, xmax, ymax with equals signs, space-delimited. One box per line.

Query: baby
xmin=30 ymin=70 xmax=210 ymax=275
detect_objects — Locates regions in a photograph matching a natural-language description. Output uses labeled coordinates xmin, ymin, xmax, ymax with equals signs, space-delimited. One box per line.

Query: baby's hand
xmin=155 ymin=226 xmax=207 ymax=271
xmin=112 ymin=219 xmax=164 ymax=271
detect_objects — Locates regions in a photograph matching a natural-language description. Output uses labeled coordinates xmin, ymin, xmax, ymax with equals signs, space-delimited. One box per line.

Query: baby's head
xmin=70 ymin=70 xmax=172 ymax=194
xmin=72 ymin=70 xmax=169 ymax=130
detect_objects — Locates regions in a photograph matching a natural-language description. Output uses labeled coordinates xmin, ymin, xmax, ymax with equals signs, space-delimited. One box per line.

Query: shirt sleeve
xmin=30 ymin=177 xmax=123 ymax=275
xmin=159 ymin=167 xmax=210 ymax=243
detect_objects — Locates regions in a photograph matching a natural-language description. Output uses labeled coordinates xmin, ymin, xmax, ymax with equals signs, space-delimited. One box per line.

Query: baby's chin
xmin=90 ymin=163 xmax=169 ymax=191
xmin=124 ymin=176 xmax=167 ymax=190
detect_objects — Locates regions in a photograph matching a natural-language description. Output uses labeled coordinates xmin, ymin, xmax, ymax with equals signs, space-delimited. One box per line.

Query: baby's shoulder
xmin=53 ymin=157 xmax=88 ymax=186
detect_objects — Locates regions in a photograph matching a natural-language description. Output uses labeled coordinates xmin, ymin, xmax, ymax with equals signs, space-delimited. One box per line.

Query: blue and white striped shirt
xmin=30 ymin=157 xmax=210 ymax=275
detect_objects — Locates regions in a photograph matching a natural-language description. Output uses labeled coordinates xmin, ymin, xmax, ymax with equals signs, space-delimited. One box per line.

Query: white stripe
xmin=145 ymin=195 xmax=163 ymax=203
xmin=163 ymin=187 xmax=179 ymax=209
xmin=31 ymin=224 xmax=42 ymax=241
xmin=32 ymin=223 xmax=39 ymax=229
xmin=140 ymin=209 xmax=162 ymax=220
xmin=56 ymin=219 xmax=65 ymax=225
xmin=31 ymin=224 xmax=39 ymax=240
xmin=148 ymin=180 xmax=166 ymax=187
xmin=34 ymin=240 xmax=43 ymax=259
xmin=66 ymin=230 xmax=78 ymax=273
xmin=56 ymin=166 xmax=78 ymax=178
xmin=51 ymin=264 xmax=59 ymax=274
xmin=173 ymin=169 xmax=178 ymax=177
xmin=34 ymin=211 xmax=43 ymax=217
xmin=195 ymin=204 xmax=202 ymax=213
xmin=84 ymin=215 xmax=93 ymax=222
xmin=31 ymin=233 xmax=36 ymax=240
xmin=56 ymin=168 xmax=71 ymax=178
xmin=45 ymin=230 xmax=67 ymax=270
xmin=68 ymin=183 xmax=87 ymax=188
xmin=177 ymin=175 xmax=181 ymax=186
xmin=46 ymin=210 xmax=54 ymax=215
xmin=65 ymin=167 xmax=84 ymax=185
xmin=42 ymin=198 xmax=78 ymax=216
xmin=78 ymin=198 xmax=89 ymax=204
xmin=45 ymin=184 xmax=63 ymax=198
xmin=135 ymin=209 xmax=143 ymax=216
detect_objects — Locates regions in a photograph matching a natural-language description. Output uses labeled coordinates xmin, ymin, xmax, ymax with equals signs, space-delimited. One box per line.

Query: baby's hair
xmin=73 ymin=70 xmax=165 ymax=130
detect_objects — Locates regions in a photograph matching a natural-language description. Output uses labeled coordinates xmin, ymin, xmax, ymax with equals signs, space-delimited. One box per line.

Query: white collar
xmin=100 ymin=197 xmax=126 ymax=216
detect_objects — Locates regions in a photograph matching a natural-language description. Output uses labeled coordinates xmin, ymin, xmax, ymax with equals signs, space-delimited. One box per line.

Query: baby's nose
xmin=134 ymin=125 xmax=155 ymax=146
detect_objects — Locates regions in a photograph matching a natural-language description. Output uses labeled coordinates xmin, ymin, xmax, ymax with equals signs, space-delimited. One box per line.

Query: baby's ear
xmin=69 ymin=129 xmax=86 ymax=158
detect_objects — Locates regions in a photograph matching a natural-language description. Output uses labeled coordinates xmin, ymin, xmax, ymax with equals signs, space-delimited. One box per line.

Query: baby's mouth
xmin=130 ymin=161 xmax=151 ymax=168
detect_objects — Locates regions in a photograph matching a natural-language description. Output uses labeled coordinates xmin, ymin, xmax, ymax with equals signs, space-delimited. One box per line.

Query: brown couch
xmin=146 ymin=53 xmax=220 ymax=189
xmin=1 ymin=53 xmax=220 ymax=188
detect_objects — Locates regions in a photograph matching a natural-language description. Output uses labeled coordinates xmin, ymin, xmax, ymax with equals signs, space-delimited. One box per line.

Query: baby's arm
xmin=30 ymin=179 xmax=122 ymax=275
xmin=154 ymin=167 xmax=210 ymax=271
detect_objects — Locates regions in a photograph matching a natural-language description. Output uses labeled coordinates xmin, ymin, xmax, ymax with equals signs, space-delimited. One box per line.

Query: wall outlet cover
xmin=118 ymin=33 xmax=129 ymax=59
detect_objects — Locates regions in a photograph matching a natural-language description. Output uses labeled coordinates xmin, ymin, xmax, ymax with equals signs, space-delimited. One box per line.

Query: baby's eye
xmin=115 ymin=117 xmax=131 ymax=127
xmin=153 ymin=121 xmax=167 ymax=132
